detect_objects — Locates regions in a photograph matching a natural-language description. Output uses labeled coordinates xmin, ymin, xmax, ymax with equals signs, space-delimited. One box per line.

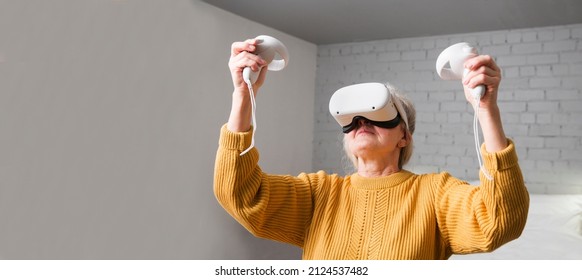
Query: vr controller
xmin=329 ymin=83 xmax=409 ymax=133
xmin=238 ymin=35 xmax=289 ymax=156
xmin=436 ymin=43 xmax=494 ymax=180
xmin=242 ymin=35 xmax=290 ymax=85
xmin=436 ymin=42 xmax=485 ymax=99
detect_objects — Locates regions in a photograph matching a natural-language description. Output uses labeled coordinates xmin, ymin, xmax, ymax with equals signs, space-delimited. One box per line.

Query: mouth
xmin=356 ymin=127 xmax=373 ymax=136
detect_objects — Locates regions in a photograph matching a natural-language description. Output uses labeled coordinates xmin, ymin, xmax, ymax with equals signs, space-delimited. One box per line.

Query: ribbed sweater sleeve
xmin=213 ymin=124 xmax=314 ymax=247
xmin=435 ymin=139 xmax=530 ymax=254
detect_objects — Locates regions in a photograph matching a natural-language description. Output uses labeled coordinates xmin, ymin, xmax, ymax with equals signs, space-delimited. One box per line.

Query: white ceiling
xmin=200 ymin=0 xmax=582 ymax=45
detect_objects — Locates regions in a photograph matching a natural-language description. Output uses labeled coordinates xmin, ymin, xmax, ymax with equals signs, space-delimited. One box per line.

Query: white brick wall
xmin=313 ymin=24 xmax=582 ymax=194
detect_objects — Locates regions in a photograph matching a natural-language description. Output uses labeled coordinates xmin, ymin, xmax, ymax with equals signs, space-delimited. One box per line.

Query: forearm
xmin=213 ymin=125 xmax=313 ymax=246
xmin=479 ymin=141 xmax=529 ymax=249
xmin=440 ymin=142 xmax=529 ymax=253
xmin=227 ymin=90 xmax=252 ymax=133
xmin=478 ymin=104 xmax=508 ymax=152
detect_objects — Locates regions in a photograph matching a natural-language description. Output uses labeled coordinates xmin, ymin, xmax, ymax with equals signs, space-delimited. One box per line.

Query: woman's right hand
xmin=229 ymin=39 xmax=268 ymax=96
xmin=227 ymin=39 xmax=268 ymax=133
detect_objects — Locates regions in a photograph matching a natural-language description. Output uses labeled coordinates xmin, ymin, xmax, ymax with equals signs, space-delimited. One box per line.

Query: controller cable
xmin=240 ymin=81 xmax=257 ymax=156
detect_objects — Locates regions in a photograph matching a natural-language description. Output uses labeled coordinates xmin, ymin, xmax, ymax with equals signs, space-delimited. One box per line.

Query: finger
xmin=462 ymin=66 xmax=499 ymax=85
xmin=464 ymin=72 xmax=501 ymax=90
xmin=464 ymin=55 xmax=500 ymax=73
xmin=230 ymin=39 xmax=259 ymax=56
xmin=230 ymin=53 xmax=267 ymax=71
xmin=256 ymin=64 xmax=268 ymax=80
xmin=230 ymin=42 xmax=254 ymax=57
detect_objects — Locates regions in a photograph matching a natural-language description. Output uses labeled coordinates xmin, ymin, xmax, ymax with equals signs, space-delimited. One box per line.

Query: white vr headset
xmin=329 ymin=83 xmax=409 ymax=133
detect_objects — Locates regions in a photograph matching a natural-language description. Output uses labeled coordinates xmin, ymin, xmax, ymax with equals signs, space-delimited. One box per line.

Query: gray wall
xmin=314 ymin=24 xmax=582 ymax=195
xmin=0 ymin=0 xmax=316 ymax=259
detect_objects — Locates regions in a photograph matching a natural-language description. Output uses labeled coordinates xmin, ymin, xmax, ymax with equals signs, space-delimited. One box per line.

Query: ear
xmin=398 ymin=130 xmax=409 ymax=148
xmin=398 ymin=138 xmax=408 ymax=148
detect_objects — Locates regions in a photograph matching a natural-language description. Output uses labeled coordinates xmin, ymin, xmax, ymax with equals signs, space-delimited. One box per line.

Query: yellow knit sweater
xmin=214 ymin=124 xmax=530 ymax=259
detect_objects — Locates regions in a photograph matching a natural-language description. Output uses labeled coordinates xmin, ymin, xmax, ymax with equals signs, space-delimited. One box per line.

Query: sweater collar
xmin=349 ymin=170 xmax=415 ymax=190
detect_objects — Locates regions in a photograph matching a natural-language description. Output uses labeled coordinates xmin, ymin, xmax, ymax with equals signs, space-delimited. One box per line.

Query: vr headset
xmin=329 ymin=83 xmax=409 ymax=133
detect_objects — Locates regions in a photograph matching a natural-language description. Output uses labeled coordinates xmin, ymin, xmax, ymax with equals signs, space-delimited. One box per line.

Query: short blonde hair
xmin=343 ymin=83 xmax=416 ymax=171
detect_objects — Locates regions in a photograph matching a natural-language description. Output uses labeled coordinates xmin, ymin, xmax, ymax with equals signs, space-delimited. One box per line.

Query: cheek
xmin=343 ymin=134 xmax=354 ymax=151
xmin=377 ymin=130 xmax=401 ymax=147
xmin=345 ymin=134 xmax=356 ymax=149
xmin=345 ymin=134 xmax=365 ymax=153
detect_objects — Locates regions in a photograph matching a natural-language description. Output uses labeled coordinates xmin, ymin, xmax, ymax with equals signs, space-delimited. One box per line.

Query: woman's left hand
xmin=463 ymin=54 xmax=508 ymax=152
xmin=462 ymin=55 xmax=502 ymax=110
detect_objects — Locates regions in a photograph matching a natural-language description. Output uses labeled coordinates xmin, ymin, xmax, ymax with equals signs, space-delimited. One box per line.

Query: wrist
xmin=477 ymin=103 xmax=500 ymax=121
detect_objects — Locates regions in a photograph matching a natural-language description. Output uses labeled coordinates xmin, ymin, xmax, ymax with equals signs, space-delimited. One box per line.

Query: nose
xmin=357 ymin=118 xmax=370 ymax=127
xmin=353 ymin=117 xmax=371 ymax=131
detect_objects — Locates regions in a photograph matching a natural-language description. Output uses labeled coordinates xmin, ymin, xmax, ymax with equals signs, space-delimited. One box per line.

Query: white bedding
xmin=451 ymin=194 xmax=582 ymax=260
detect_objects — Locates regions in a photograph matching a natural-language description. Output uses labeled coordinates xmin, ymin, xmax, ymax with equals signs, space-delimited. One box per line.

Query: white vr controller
xmin=437 ymin=43 xmax=495 ymax=180
xmin=239 ymin=35 xmax=289 ymax=156
xmin=436 ymin=42 xmax=485 ymax=99
xmin=243 ymin=35 xmax=290 ymax=85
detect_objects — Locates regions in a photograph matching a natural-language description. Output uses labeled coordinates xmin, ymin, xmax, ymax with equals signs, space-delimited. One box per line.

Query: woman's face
xmin=345 ymin=118 xmax=405 ymax=160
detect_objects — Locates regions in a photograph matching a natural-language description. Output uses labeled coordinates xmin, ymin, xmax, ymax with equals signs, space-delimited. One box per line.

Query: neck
xmin=356 ymin=157 xmax=400 ymax=177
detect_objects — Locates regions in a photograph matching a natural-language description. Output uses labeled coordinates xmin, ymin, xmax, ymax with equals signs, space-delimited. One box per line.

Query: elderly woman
xmin=214 ymin=38 xmax=529 ymax=259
